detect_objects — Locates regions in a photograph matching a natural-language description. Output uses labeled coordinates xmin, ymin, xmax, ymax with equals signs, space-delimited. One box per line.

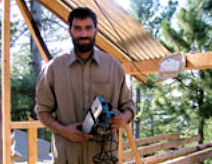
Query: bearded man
xmin=35 ymin=7 xmax=135 ymax=164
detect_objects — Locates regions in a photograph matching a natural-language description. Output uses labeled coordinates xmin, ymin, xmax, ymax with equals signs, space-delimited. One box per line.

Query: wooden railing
xmin=121 ymin=132 xmax=212 ymax=164
xmin=11 ymin=122 xmax=141 ymax=164
xmin=11 ymin=120 xmax=45 ymax=164
xmin=10 ymin=122 xmax=212 ymax=164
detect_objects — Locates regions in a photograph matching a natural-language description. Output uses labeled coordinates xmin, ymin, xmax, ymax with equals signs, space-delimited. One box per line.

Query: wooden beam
xmin=15 ymin=0 xmax=52 ymax=62
xmin=28 ymin=127 xmax=38 ymax=164
xmin=143 ymin=143 xmax=212 ymax=164
xmin=186 ymin=52 xmax=212 ymax=70
xmin=125 ymin=124 xmax=143 ymax=164
xmin=122 ymin=52 xmax=212 ymax=75
xmin=123 ymin=135 xmax=200 ymax=160
xmin=36 ymin=0 xmax=70 ymax=23
xmin=119 ymin=127 xmax=123 ymax=164
xmin=123 ymin=132 xmax=180 ymax=149
xmin=160 ymin=147 xmax=212 ymax=164
xmin=0 ymin=100 xmax=2 ymax=164
xmin=1 ymin=0 xmax=12 ymax=163
xmin=11 ymin=121 xmax=45 ymax=129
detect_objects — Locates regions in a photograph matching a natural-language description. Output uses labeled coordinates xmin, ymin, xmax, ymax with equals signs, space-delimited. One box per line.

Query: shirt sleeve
xmin=118 ymin=68 xmax=136 ymax=122
xmin=34 ymin=61 xmax=56 ymax=114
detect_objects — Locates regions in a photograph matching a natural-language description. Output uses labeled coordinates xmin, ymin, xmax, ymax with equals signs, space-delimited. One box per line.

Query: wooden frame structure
xmin=1 ymin=0 xmax=212 ymax=163
xmin=121 ymin=132 xmax=212 ymax=164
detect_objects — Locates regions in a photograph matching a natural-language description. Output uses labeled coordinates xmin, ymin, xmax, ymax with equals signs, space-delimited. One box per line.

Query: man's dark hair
xmin=68 ymin=7 xmax=97 ymax=28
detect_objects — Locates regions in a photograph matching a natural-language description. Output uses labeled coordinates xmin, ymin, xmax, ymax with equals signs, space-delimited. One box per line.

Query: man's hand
xmin=107 ymin=109 xmax=133 ymax=133
xmin=37 ymin=112 xmax=93 ymax=143
xmin=62 ymin=122 xmax=93 ymax=142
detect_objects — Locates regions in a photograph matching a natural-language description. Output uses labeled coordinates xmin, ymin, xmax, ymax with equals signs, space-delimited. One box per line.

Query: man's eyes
xmin=85 ymin=26 xmax=93 ymax=30
xmin=74 ymin=26 xmax=81 ymax=30
xmin=73 ymin=26 xmax=93 ymax=30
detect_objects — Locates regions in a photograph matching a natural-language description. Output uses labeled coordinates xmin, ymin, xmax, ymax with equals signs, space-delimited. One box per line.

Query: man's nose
xmin=79 ymin=29 xmax=88 ymax=37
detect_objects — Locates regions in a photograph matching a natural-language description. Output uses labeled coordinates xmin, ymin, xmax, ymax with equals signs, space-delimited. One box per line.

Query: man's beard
xmin=72 ymin=36 xmax=95 ymax=53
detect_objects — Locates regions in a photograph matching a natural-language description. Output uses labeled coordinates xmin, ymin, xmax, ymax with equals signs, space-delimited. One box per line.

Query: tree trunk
xmin=30 ymin=0 xmax=42 ymax=76
xmin=135 ymin=87 xmax=141 ymax=139
xmin=30 ymin=0 xmax=45 ymax=139
xmin=198 ymin=116 xmax=204 ymax=144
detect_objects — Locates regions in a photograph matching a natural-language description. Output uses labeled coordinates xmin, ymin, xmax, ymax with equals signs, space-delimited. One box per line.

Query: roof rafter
xmin=122 ymin=52 xmax=212 ymax=75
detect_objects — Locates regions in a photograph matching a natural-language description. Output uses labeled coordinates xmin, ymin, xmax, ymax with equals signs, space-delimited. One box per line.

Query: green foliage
xmin=130 ymin=0 xmax=178 ymax=37
xmin=11 ymin=50 xmax=37 ymax=121
xmin=160 ymin=0 xmax=212 ymax=52
xmin=131 ymin=0 xmax=212 ymax=152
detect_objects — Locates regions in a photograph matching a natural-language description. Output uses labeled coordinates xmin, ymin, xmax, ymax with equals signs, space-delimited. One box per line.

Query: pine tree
xmin=160 ymin=0 xmax=212 ymax=144
xmin=130 ymin=0 xmax=212 ymax=149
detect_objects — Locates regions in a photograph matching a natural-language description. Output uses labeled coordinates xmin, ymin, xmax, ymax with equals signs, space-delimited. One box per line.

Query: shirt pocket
xmin=91 ymin=83 xmax=111 ymax=103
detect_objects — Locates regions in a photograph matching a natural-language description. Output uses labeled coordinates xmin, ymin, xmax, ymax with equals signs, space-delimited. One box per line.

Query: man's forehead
xmin=72 ymin=17 xmax=95 ymax=26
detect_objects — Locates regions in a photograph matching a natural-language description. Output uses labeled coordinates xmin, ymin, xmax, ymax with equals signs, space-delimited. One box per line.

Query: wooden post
xmin=118 ymin=127 xmax=123 ymax=164
xmin=1 ymin=0 xmax=11 ymax=163
xmin=15 ymin=0 xmax=52 ymax=62
xmin=28 ymin=118 xmax=38 ymax=164
xmin=0 ymin=100 xmax=3 ymax=164
xmin=125 ymin=124 xmax=142 ymax=164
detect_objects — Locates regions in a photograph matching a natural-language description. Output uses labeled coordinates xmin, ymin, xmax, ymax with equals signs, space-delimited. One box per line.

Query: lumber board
xmin=123 ymin=132 xmax=180 ymax=149
xmin=2 ymin=0 xmax=12 ymax=163
xmin=28 ymin=127 xmax=38 ymax=164
xmin=122 ymin=52 xmax=212 ymax=75
xmin=119 ymin=128 xmax=123 ymax=164
xmin=160 ymin=147 xmax=212 ymax=164
xmin=125 ymin=124 xmax=143 ymax=164
xmin=143 ymin=143 xmax=212 ymax=164
xmin=123 ymin=135 xmax=200 ymax=160
xmin=15 ymin=0 xmax=52 ymax=62
xmin=0 ymin=101 xmax=2 ymax=164
xmin=11 ymin=121 xmax=45 ymax=129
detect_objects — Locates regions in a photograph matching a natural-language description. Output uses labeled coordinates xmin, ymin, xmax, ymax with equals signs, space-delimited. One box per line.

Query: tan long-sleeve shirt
xmin=34 ymin=49 xmax=135 ymax=164
xmin=35 ymin=49 xmax=135 ymax=124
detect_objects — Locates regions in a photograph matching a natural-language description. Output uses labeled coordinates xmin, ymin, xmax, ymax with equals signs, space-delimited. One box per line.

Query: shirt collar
xmin=67 ymin=48 xmax=101 ymax=66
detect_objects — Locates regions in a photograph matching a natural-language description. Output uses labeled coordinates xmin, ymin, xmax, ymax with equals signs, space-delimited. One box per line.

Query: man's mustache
xmin=77 ymin=37 xmax=92 ymax=41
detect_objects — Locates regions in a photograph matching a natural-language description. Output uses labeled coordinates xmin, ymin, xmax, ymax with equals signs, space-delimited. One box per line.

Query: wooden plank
xmin=122 ymin=58 xmax=160 ymax=75
xmin=1 ymin=0 xmax=12 ymax=163
xmin=186 ymin=52 xmax=212 ymax=70
xmin=119 ymin=127 xmax=123 ymax=164
xmin=36 ymin=0 xmax=70 ymax=23
xmin=0 ymin=100 xmax=3 ymax=164
xmin=160 ymin=147 xmax=212 ymax=164
xmin=11 ymin=121 xmax=45 ymax=129
xmin=28 ymin=127 xmax=38 ymax=164
xmin=143 ymin=143 xmax=212 ymax=164
xmin=123 ymin=132 xmax=180 ymax=149
xmin=125 ymin=124 xmax=143 ymax=164
xmin=15 ymin=0 xmax=52 ymax=62
xmin=122 ymin=52 xmax=212 ymax=75
xmin=123 ymin=135 xmax=200 ymax=160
